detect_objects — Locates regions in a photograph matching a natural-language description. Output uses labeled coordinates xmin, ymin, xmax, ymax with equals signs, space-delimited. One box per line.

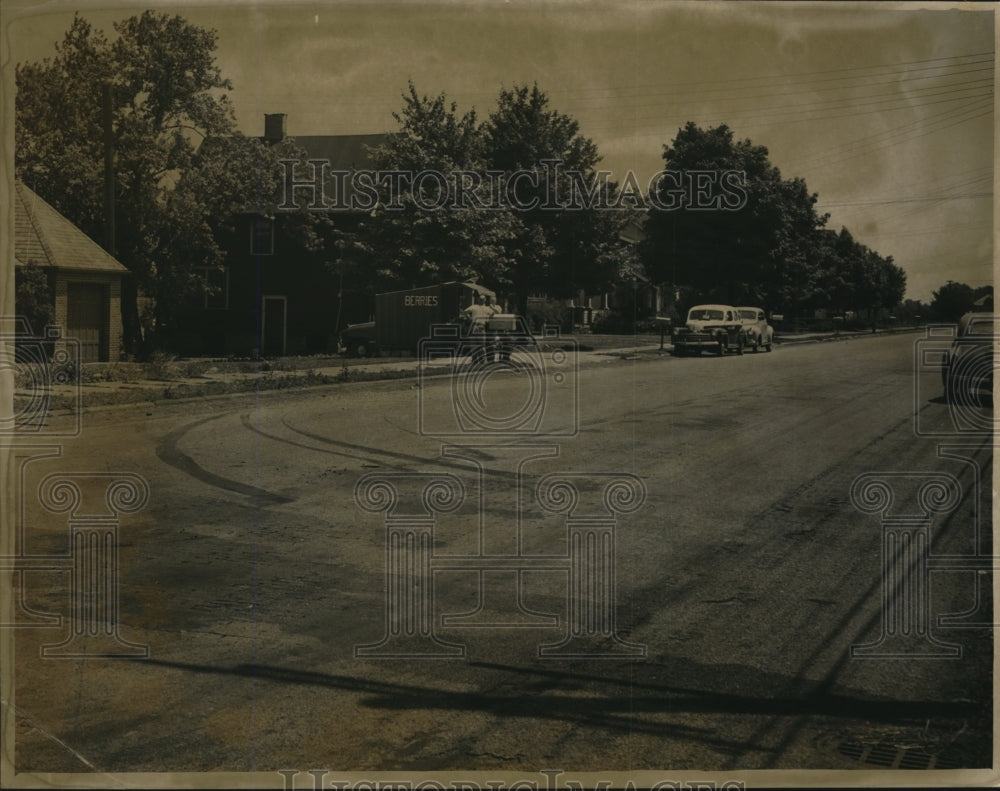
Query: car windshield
xmin=739 ymin=310 xmax=758 ymax=320
xmin=964 ymin=317 xmax=997 ymax=336
xmin=689 ymin=309 xmax=724 ymax=321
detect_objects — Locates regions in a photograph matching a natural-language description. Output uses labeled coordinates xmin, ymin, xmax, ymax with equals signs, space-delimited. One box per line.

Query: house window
xmin=202 ymin=267 xmax=229 ymax=309
xmin=251 ymin=217 xmax=274 ymax=256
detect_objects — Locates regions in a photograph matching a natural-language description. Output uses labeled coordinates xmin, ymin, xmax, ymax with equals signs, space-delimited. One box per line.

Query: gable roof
xmin=618 ymin=218 xmax=647 ymax=245
xmin=15 ymin=181 xmax=130 ymax=274
xmin=288 ymin=134 xmax=387 ymax=171
xmin=250 ymin=133 xmax=388 ymax=213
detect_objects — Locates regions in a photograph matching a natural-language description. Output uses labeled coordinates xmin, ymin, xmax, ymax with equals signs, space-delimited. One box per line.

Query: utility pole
xmin=102 ymin=82 xmax=115 ymax=256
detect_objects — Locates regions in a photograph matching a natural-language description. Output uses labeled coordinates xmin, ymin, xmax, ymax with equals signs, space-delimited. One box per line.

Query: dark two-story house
xmin=173 ymin=115 xmax=387 ymax=357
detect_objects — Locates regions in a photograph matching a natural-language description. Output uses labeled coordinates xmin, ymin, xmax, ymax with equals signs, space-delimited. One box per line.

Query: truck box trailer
xmin=340 ymin=281 xmax=499 ymax=357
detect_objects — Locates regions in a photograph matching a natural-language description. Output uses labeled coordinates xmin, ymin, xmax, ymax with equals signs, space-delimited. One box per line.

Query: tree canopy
xmin=929 ymin=281 xmax=992 ymax=322
xmin=483 ymin=84 xmax=637 ymax=313
xmin=642 ymin=123 xmax=904 ymax=317
xmin=335 ymin=82 xmax=636 ymax=311
xmin=16 ymin=11 xmax=323 ymax=351
xmin=19 ymin=13 xmax=915 ymax=353
xmin=334 ymin=82 xmax=519 ymax=296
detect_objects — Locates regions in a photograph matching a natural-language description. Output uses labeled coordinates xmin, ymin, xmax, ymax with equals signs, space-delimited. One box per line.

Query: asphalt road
xmin=8 ymin=332 xmax=993 ymax=780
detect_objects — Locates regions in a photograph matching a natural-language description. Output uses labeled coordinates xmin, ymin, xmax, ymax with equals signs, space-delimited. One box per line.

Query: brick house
xmin=14 ymin=181 xmax=129 ymax=362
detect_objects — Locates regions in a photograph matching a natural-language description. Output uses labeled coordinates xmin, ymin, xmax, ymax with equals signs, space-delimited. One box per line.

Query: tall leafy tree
xmin=483 ymin=84 xmax=633 ymax=314
xmin=930 ymin=281 xmax=979 ymax=322
xmin=16 ymin=12 xmax=240 ymax=350
xmin=822 ymin=228 xmax=858 ymax=317
xmin=16 ymin=16 xmax=116 ymax=244
xmin=334 ymin=82 xmax=518 ymax=297
xmin=334 ymin=82 xmax=634 ymax=313
xmin=642 ymin=123 xmax=829 ymax=310
xmin=821 ymin=227 xmax=905 ymax=320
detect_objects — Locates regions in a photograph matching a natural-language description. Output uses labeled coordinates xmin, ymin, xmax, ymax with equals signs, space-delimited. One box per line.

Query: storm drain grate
xmin=837 ymin=740 xmax=962 ymax=770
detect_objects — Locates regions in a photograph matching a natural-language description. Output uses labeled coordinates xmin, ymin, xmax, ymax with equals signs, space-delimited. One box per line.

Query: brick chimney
xmin=263 ymin=113 xmax=286 ymax=144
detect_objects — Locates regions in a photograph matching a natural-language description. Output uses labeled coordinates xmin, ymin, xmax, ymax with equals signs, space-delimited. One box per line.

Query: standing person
xmin=463 ymin=293 xmax=499 ymax=362
xmin=482 ymin=296 xmax=502 ymax=363
xmin=463 ymin=293 xmax=497 ymax=327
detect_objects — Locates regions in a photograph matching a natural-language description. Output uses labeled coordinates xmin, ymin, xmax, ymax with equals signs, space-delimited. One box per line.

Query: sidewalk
xmin=13 ymin=342 xmax=663 ymax=413
xmin=14 ymin=326 xmax=921 ymax=413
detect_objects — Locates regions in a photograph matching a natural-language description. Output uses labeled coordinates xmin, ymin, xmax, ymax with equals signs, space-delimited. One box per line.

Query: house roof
xmin=618 ymin=218 xmax=647 ymax=245
xmin=288 ymin=134 xmax=387 ymax=171
xmin=273 ymin=133 xmax=388 ymax=212
xmin=15 ymin=181 xmax=130 ymax=274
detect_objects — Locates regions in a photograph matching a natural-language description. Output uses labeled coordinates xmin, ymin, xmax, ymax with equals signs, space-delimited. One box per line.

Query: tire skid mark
xmin=156 ymin=414 xmax=293 ymax=505
xmin=278 ymin=414 xmax=523 ymax=479
xmin=239 ymin=412 xmax=405 ymax=470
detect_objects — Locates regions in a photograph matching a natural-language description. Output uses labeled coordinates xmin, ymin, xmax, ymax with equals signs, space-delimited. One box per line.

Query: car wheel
xmin=355 ymin=342 xmax=368 ymax=358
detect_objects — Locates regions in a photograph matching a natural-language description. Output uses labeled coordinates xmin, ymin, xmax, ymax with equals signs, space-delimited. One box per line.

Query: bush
xmin=80 ymin=363 xmax=143 ymax=384
xmin=590 ymin=311 xmax=628 ymax=334
xmin=15 ymin=261 xmax=54 ymax=335
xmin=146 ymin=351 xmax=179 ymax=380
xmin=526 ymin=301 xmax=569 ymax=333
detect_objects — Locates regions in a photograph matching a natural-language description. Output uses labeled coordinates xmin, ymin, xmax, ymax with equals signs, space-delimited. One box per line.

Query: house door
xmin=67 ymin=282 xmax=107 ymax=362
xmin=261 ymin=295 xmax=287 ymax=357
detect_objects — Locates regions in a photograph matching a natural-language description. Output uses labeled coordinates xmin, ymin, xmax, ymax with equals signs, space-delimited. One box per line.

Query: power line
xmin=583 ymin=89 xmax=992 ymax=138
xmin=558 ymin=63 xmax=995 ymax=112
xmin=787 ymin=96 xmax=993 ymax=172
xmin=818 ymin=191 xmax=991 ymax=208
xmin=858 ymin=219 xmax=991 ymax=239
xmin=281 ymin=52 xmax=994 ymax=114
xmin=458 ymin=50 xmax=997 ymax=101
xmin=793 ymin=100 xmax=992 ymax=175
xmin=850 ymin=171 xmax=993 ymax=228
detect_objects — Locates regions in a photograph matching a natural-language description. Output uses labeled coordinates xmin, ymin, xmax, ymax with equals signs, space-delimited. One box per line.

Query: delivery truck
xmin=339 ymin=281 xmax=522 ymax=358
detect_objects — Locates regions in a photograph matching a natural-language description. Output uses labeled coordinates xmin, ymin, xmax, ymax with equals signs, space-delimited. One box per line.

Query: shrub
xmin=15 ymin=261 xmax=55 ymax=336
xmin=146 ymin=351 xmax=179 ymax=380
xmin=526 ymin=301 xmax=569 ymax=333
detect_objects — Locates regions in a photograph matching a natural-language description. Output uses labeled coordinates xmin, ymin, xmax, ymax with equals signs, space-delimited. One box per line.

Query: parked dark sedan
xmin=942 ymin=312 xmax=995 ymax=406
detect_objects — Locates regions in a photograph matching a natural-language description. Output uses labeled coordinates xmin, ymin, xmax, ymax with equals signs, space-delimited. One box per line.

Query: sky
xmin=4 ymin=0 xmax=995 ymax=303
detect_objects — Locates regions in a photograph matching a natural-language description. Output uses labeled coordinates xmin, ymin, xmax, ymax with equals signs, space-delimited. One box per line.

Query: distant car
xmin=735 ymin=307 xmax=774 ymax=352
xmin=339 ymin=321 xmax=378 ymax=357
xmin=672 ymin=304 xmax=747 ymax=356
xmin=942 ymin=312 xmax=995 ymax=406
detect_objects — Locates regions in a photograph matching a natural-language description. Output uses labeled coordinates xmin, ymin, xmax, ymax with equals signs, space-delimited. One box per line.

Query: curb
xmin=22 ymin=345 xmax=665 ymax=415
xmin=22 ymin=330 xmax=920 ymax=415
xmin=774 ymin=326 xmax=923 ymax=346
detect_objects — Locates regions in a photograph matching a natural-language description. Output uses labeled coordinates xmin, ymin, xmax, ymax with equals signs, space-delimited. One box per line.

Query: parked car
xmin=942 ymin=312 xmax=995 ymax=406
xmin=735 ymin=307 xmax=774 ymax=352
xmin=672 ymin=304 xmax=748 ymax=356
